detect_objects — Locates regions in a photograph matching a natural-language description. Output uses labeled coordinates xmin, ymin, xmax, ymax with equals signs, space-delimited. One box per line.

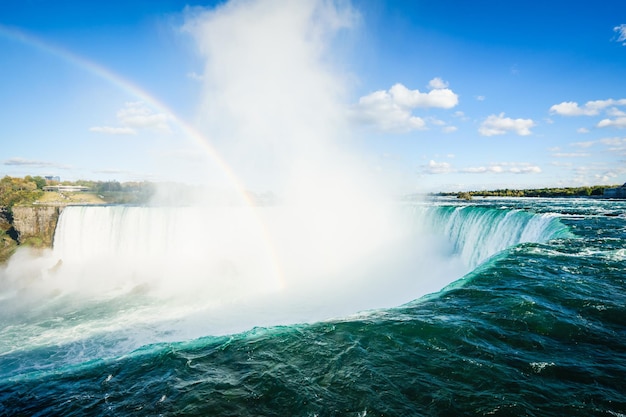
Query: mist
xmin=163 ymin=0 xmax=466 ymax=324
xmin=183 ymin=0 xmax=362 ymax=198
xmin=0 ymin=0 xmax=469 ymax=354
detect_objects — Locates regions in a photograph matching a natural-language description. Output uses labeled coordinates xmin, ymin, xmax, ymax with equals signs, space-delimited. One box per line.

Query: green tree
xmin=31 ymin=176 xmax=47 ymax=190
xmin=0 ymin=176 xmax=43 ymax=207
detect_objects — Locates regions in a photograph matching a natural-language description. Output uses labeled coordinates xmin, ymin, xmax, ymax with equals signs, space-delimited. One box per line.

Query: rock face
xmin=11 ymin=206 xmax=64 ymax=246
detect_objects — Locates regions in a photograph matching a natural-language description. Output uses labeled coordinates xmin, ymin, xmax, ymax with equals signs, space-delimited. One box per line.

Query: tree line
xmin=0 ymin=176 xmax=46 ymax=207
xmin=436 ymin=185 xmax=616 ymax=200
xmin=0 ymin=176 xmax=156 ymax=207
xmin=72 ymin=179 xmax=156 ymax=202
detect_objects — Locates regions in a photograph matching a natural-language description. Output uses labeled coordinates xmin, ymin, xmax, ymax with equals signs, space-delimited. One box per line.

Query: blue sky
xmin=1 ymin=0 xmax=626 ymax=193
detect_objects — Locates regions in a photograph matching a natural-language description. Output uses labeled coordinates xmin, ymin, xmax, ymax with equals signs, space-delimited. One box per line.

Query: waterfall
xmin=413 ymin=205 xmax=571 ymax=268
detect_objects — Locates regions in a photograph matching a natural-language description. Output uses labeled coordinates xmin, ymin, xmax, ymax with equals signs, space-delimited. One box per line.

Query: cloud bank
xmin=550 ymin=98 xmax=626 ymax=130
xmin=421 ymin=160 xmax=541 ymax=175
xmin=549 ymin=99 xmax=626 ymax=117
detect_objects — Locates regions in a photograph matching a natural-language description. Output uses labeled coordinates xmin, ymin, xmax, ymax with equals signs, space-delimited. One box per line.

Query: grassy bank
xmin=35 ymin=191 xmax=107 ymax=205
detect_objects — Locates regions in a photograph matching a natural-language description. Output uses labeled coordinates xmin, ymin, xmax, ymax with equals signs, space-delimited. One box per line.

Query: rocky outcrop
xmin=11 ymin=206 xmax=64 ymax=247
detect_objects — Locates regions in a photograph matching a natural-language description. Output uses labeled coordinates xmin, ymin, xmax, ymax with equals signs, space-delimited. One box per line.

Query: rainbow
xmin=0 ymin=24 xmax=242 ymax=193
xmin=0 ymin=24 xmax=285 ymax=289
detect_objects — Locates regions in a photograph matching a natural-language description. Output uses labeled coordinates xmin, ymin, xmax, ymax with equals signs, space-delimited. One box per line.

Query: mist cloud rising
xmin=175 ymin=0 xmax=456 ymax=316
xmin=182 ymin=0 xmax=362 ymax=199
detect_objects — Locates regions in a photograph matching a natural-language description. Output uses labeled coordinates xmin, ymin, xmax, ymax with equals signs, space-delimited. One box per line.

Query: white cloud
xmin=614 ymin=24 xmax=626 ymax=45
xmin=90 ymin=102 xmax=173 ymax=135
xmin=600 ymin=137 xmax=626 ymax=153
xmin=421 ymin=160 xmax=541 ymax=175
xmin=4 ymin=157 xmax=70 ymax=169
xmin=429 ymin=117 xmax=446 ymax=126
xmin=478 ymin=113 xmax=535 ymax=136
xmin=509 ymin=165 xmax=541 ymax=174
xmin=550 ymin=101 xmax=596 ymax=116
xmin=428 ymin=77 xmax=448 ymax=89
xmin=461 ymin=162 xmax=541 ymax=174
xmin=389 ymin=82 xmax=458 ymax=109
xmin=422 ymin=160 xmax=453 ymax=174
xmin=453 ymin=110 xmax=470 ymax=122
xmin=462 ymin=166 xmax=488 ymax=173
xmin=352 ymin=91 xmax=426 ymax=132
xmin=93 ymin=168 xmax=131 ymax=175
xmin=607 ymin=107 xmax=626 ymax=117
xmin=564 ymin=137 xmax=626 ymax=154
xmin=352 ymin=80 xmax=458 ymax=132
xmin=117 ymin=102 xmax=173 ymax=132
xmin=600 ymin=137 xmax=626 ymax=146
xmin=550 ymin=99 xmax=626 ymax=116
xmin=89 ymin=126 xmax=136 ymax=135
xmin=552 ymin=152 xmax=592 ymax=158
xmin=577 ymin=127 xmax=590 ymax=134
xmin=427 ymin=117 xmax=458 ymax=133
xmin=475 ymin=95 xmax=485 ymax=101
xmin=597 ymin=116 xmax=626 ymax=129
xmin=187 ymin=71 xmax=204 ymax=81
xmin=572 ymin=163 xmax=626 ymax=184
xmin=570 ymin=140 xmax=595 ymax=148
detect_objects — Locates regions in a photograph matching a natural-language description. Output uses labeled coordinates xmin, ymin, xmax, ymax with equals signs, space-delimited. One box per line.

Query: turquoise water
xmin=0 ymin=197 xmax=625 ymax=416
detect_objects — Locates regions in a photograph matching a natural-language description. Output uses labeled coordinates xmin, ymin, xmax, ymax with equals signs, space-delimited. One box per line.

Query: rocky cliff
xmin=11 ymin=206 xmax=64 ymax=247
xmin=0 ymin=205 xmax=64 ymax=262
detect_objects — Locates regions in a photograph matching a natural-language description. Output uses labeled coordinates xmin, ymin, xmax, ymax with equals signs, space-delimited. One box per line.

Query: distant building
xmin=43 ymin=185 xmax=90 ymax=192
xmin=45 ymin=176 xmax=61 ymax=182
xmin=603 ymin=183 xmax=626 ymax=199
